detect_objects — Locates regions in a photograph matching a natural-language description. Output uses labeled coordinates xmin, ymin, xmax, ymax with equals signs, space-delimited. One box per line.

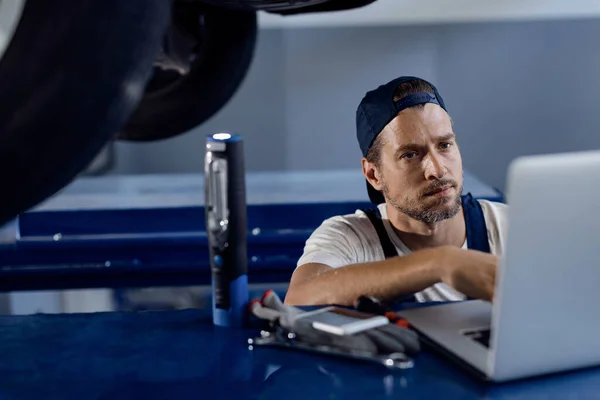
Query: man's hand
xmin=438 ymin=246 xmax=499 ymax=302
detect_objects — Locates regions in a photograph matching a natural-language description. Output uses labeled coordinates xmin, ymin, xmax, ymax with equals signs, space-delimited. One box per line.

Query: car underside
xmin=0 ymin=0 xmax=379 ymax=224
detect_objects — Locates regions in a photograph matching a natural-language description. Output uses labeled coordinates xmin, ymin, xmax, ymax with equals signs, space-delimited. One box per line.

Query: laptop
xmin=397 ymin=149 xmax=600 ymax=382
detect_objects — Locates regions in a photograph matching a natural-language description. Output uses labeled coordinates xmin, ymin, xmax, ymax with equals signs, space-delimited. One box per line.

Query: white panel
xmin=9 ymin=291 xmax=62 ymax=315
xmin=61 ymin=289 xmax=115 ymax=313
xmin=259 ymin=0 xmax=600 ymax=29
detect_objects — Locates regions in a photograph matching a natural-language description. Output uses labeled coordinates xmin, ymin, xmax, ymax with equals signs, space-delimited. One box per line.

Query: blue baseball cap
xmin=356 ymin=76 xmax=448 ymax=204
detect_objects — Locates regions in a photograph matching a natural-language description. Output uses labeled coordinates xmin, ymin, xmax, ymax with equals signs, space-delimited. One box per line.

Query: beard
xmin=382 ymin=179 xmax=463 ymax=224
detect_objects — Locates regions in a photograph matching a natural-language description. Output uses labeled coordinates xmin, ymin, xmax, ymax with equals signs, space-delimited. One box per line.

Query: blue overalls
xmin=363 ymin=193 xmax=490 ymax=303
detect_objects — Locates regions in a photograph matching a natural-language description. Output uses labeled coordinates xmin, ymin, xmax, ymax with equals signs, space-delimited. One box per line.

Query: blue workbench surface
xmin=0 ymin=306 xmax=597 ymax=399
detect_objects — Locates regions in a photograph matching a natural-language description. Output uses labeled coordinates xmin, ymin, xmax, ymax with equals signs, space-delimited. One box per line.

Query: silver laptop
xmin=398 ymin=149 xmax=600 ymax=382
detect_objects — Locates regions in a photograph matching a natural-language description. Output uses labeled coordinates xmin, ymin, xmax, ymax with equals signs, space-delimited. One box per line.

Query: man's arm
xmin=284 ymin=246 xmax=497 ymax=306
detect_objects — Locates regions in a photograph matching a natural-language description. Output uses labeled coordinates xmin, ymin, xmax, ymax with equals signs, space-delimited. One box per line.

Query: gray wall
xmin=109 ymin=18 xmax=600 ymax=191
xmin=283 ymin=26 xmax=438 ymax=171
xmin=436 ymin=19 xmax=600 ymax=190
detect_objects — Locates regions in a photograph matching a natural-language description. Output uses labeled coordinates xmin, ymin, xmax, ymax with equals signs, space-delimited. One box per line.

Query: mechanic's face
xmin=366 ymin=104 xmax=463 ymax=224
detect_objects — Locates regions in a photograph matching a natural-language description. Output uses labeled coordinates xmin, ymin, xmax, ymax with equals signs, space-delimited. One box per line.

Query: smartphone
xmin=293 ymin=306 xmax=389 ymax=336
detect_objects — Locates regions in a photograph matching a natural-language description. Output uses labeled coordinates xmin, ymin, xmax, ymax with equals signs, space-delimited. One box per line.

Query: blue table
xmin=1 ymin=306 xmax=598 ymax=399
xmin=0 ymin=170 xmax=503 ymax=292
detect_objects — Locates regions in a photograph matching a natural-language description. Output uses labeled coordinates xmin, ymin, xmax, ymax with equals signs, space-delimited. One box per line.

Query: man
xmin=284 ymin=76 xmax=507 ymax=306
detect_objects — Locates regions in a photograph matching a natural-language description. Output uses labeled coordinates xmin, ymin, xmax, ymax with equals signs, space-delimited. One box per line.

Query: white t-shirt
xmin=296 ymin=200 xmax=509 ymax=302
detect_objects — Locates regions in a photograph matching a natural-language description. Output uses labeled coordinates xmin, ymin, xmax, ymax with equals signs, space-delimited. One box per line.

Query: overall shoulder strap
xmin=363 ymin=207 xmax=398 ymax=259
xmin=363 ymin=207 xmax=416 ymax=304
xmin=462 ymin=193 xmax=491 ymax=253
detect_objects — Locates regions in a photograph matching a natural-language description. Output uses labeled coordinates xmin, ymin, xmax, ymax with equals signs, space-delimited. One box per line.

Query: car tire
xmin=116 ymin=4 xmax=257 ymax=142
xmin=0 ymin=0 xmax=170 ymax=225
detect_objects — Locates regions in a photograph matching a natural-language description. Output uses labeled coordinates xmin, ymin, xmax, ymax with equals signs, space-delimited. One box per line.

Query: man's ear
xmin=361 ymin=158 xmax=383 ymax=191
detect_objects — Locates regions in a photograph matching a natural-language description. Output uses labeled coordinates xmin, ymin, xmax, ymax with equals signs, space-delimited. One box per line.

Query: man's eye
xmin=440 ymin=142 xmax=452 ymax=149
xmin=402 ymin=152 xmax=417 ymax=160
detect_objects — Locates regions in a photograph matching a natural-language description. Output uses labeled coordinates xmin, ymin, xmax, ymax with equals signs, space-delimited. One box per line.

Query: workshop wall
xmin=110 ymin=17 xmax=600 ymax=192
xmin=282 ymin=25 xmax=437 ymax=172
xmin=436 ymin=19 xmax=600 ymax=192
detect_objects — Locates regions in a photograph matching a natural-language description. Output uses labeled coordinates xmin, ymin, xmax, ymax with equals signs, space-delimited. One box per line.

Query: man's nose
xmin=423 ymin=153 xmax=447 ymax=180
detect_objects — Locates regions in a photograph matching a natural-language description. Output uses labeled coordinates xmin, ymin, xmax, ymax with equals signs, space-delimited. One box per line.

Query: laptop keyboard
xmin=463 ymin=328 xmax=491 ymax=348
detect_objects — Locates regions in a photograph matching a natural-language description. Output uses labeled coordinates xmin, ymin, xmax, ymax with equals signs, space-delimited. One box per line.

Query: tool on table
xmin=354 ymin=295 xmax=411 ymax=328
xmin=247 ymin=290 xmax=421 ymax=369
xmin=205 ymin=132 xmax=248 ymax=327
